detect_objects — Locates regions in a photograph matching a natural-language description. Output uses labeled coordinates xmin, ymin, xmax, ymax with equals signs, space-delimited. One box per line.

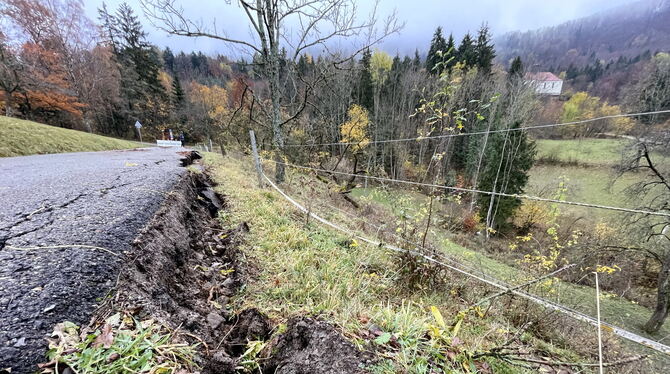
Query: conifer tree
xmin=508 ymin=56 xmax=524 ymax=78
xmin=426 ymin=27 xmax=448 ymax=75
xmin=163 ymin=47 xmax=174 ymax=72
xmin=356 ymin=49 xmax=374 ymax=112
xmin=458 ymin=33 xmax=477 ymax=67
xmin=478 ymin=122 xmax=536 ymax=229
xmin=445 ymin=33 xmax=457 ymax=71
xmin=475 ymin=24 xmax=495 ymax=73
xmin=98 ymin=2 xmax=166 ymax=128
xmin=171 ymin=74 xmax=185 ymax=107
xmin=412 ymin=49 xmax=422 ymax=70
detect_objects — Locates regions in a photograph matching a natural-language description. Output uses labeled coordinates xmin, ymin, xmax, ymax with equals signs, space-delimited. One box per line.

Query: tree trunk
xmin=218 ymin=141 xmax=227 ymax=157
xmin=645 ymin=252 xmax=670 ymax=333
xmin=269 ymin=47 xmax=285 ymax=183
xmin=4 ymin=90 xmax=12 ymax=117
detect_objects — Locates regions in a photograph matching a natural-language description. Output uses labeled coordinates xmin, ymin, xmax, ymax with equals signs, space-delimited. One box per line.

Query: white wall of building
xmin=529 ymin=79 xmax=563 ymax=95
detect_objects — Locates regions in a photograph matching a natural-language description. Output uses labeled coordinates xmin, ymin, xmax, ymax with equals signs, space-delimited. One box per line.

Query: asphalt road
xmin=0 ymin=147 xmax=190 ymax=373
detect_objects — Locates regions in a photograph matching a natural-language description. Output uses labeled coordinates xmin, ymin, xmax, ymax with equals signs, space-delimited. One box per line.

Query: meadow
xmin=0 ymin=116 xmax=141 ymax=157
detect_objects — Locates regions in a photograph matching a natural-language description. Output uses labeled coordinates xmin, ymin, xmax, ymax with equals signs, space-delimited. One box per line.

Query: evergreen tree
xmin=566 ymin=63 xmax=579 ymax=80
xmin=475 ymin=24 xmax=495 ymax=73
xmin=478 ymin=122 xmax=536 ymax=229
xmin=297 ymin=53 xmax=311 ymax=75
xmin=412 ymin=49 xmax=422 ymax=70
xmin=508 ymin=56 xmax=524 ymax=78
xmin=356 ymin=49 xmax=374 ymax=112
xmin=458 ymin=33 xmax=477 ymax=67
xmin=426 ymin=27 xmax=448 ymax=75
xmin=445 ymin=33 xmax=457 ymax=71
xmin=98 ymin=2 xmax=166 ymax=129
xmin=163 ymin=47 xmax=174 ymax=72
xmin=171 ymin=74 xmax=185 ymax=107
xmin=115 ymin=2 xmax=164 ymax=95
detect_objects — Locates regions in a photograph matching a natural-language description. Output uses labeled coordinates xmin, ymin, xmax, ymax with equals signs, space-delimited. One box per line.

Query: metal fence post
xmin=249 ymin=130 xmax=264 ymax=188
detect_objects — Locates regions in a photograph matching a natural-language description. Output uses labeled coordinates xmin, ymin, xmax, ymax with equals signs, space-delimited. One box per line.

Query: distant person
xmin=179 ymin=133 xmax=185 ymax=143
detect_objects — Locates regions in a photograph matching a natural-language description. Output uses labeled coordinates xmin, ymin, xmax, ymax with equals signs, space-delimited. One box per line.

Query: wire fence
xmin=247 ymin=108 xmax=670 ymax=358
xmin=284 ymin=109 xmax=670 ymax=147
xmin=263 ymin=158 xmax=670 ymax=218
xmin=260 ymin=169 xmax=670 ymax=355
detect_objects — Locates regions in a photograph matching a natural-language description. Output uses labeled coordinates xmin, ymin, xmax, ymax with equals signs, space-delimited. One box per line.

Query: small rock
xmin=207 ymin=312 xmax=225 ymax=329
xmin=14 ymin=337 xmax=26 ymax=347
xmin=43 ymin=304 xmax=56 ymax=313
xmin=222 ymin=278 xmax=235 ymax=288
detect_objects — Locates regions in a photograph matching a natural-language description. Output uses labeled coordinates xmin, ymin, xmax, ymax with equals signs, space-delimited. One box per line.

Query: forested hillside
xmin=496 ymin=0 xmax=670 ymax=70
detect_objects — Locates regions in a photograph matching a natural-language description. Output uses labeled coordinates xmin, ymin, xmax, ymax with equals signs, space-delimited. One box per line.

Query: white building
xmin=525 ymin=72 xmax=563 ymax=96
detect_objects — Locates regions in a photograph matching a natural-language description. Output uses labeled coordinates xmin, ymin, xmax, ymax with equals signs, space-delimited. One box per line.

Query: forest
xmin=1 ymin=0 xmax=670 ymax=372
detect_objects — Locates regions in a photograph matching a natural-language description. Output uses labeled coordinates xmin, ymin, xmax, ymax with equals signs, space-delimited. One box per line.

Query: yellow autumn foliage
xmin=340 ymin=104 xmax=370 ymax=152
xmin=189 ymin=82 xmax=230 ymax=126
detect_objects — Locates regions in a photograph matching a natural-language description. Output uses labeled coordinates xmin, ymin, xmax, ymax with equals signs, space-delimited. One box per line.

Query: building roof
xmin=525 ymin=72 xmax=562 ymax=81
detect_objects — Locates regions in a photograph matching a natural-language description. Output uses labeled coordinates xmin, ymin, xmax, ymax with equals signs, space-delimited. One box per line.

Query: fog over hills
xmin=496 ymin=0 xmax=670 ymax=69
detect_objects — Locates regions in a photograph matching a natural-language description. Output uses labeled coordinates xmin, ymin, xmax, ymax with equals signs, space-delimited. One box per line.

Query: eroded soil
xmin=88 ymin=167 xmax=370 ymax=373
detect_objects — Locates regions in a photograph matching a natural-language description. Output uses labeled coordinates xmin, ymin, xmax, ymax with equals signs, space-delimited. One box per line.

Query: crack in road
xmin=0 ymin=178 xmax=140 ymax=251
xmin=0 ymin=148 xmax=192 ymax=373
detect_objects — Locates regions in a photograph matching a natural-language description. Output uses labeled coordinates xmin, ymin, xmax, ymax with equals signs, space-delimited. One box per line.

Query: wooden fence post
xmin=249 ymin=130 xmax=264 ymax=188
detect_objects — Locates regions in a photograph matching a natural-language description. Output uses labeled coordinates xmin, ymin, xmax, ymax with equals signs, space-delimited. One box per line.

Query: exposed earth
xmin=1 ymin=148 xmax=370 ymax=373
xmin=0 ymin=148 xmax=193 ymax=372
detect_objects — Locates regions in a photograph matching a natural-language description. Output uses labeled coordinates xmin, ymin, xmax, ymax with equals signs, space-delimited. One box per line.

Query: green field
xmin=535 ymin=138 xmax=628 ymax=166
xmin=0 ymin=116 xmax=141 ymax=157
xmin=530 ymin=138 xmax=667 ymax=220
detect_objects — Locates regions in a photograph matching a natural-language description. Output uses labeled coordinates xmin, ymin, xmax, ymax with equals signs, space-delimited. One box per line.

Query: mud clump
xmin=260 ymin=317 xmax=372 ymax=374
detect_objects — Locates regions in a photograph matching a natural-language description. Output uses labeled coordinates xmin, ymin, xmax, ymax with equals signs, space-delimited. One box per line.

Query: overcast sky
xmin=83 ymin=0 xmax=639 ymax=57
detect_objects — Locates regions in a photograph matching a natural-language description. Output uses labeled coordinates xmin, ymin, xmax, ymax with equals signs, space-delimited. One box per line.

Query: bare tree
xmin=141 ymin=0 xmax=402 ymax=182
xmin=616 ymin=138 xmax=670 ymax=333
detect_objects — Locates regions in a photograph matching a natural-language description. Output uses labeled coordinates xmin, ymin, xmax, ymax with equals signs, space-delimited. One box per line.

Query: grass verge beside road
xmin=0 ymin=116 xmax=140 ymax=157
xmin=200 ymin=152 xmax=670 ymax=373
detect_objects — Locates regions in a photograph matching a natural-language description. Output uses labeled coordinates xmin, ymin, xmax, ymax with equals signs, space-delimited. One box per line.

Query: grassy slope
xmin=535 ymin=138 xmax=626 ymax=166
xmin=0 ymin=116 xmax=140 ymax=157
xmin=205 ymin=137 xmax=668 ymax=371
xmin=206 ymin=153 xmax=670 ymax=373
xmin=350 ymin=187 xmax=670 ymax=339
xmin=207 ymin=153 xmax=577 ymax=373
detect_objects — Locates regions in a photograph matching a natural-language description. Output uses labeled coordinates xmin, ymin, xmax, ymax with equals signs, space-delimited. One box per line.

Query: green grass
xmin=349 ymin=179 xmax=670 ymax=369
xmin=355 ymin=183 xmax=670 ymax=337
xmin=535 ymin=138 xmax=670 ymax=167
xmin=0 ymin=116 xmax=141 ymax=157
xmin=535 ymin=138 xmax=628 ymax=166
xmin=526 ymin=165 xmax=640 ymax=220
xmin=207 ymin=153 xmax=575 ymax=373
xmin=206 ymin=152 xmax=669 ymax=372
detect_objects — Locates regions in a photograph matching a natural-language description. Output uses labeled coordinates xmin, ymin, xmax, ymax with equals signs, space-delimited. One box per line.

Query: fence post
xmin=249 ymin=130 xmax=264 ymax=188
xmin=594 ymin=271 xmax=604 ymax=374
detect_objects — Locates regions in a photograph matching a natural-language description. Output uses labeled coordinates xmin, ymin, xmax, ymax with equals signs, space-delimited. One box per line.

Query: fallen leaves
xmin=93 ymin=324 xmax=113 ymax=349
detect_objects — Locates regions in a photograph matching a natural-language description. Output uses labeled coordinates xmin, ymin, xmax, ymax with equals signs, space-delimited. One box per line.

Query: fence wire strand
xmin=284 ymin=109 xmax=670 ymax=147
xmin=261 ymin=170 xmax=670 ymax=355
xmin=264 ymin=159 xmax=670 ymax=218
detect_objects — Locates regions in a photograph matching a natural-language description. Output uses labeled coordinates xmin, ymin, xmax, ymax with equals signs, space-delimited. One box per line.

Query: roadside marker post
xmin=249 ymin=130 xmax=264 ymax=188
xmin=135 ymin=121 xmax=143 ymax=144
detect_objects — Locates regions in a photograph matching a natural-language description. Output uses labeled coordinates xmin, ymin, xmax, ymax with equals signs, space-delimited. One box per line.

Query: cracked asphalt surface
xmin=0 ymin=147 xmax=189 ymax=372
